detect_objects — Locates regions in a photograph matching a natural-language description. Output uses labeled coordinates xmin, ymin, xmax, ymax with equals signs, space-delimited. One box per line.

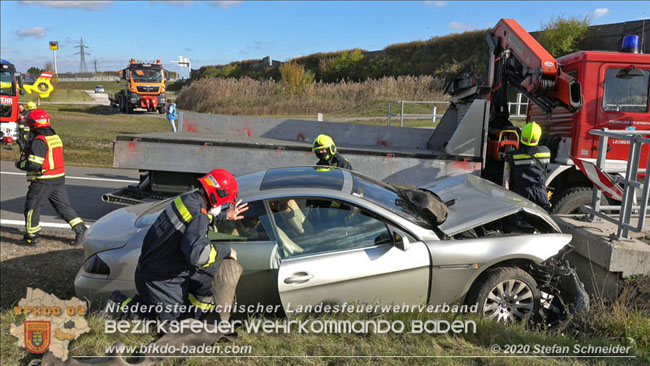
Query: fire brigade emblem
xmin=24 ymin=321 xmax=51 ymax=354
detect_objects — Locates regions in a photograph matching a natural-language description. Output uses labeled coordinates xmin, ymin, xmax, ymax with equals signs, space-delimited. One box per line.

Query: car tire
xmin=467 ymin=267 xmax=540 ymax=323
xmin=551 ymin=187 xmax=594 ymax=214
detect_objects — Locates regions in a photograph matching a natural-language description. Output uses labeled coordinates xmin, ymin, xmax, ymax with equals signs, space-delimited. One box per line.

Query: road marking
xmin=1 ymin=171 xmax=138 ymax=184
xmin=1 ymin=219 xmax=92 ymax=229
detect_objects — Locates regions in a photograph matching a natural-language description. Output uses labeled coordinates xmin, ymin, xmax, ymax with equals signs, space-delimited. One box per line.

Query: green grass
xmin=1 ymin=308 xmax=647 ymax=366
xmin=0 ymin=104 xmax=170 ymax=167
xmin=20 ymin=89 xmax=94 ymax=103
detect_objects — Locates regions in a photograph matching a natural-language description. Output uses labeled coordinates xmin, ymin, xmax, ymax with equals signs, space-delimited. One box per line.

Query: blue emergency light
xmin=621 ymin=35 xmax=640 ymax=53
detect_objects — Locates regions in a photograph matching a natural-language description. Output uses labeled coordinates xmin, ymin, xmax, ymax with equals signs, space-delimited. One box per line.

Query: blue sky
xmin=1 ymin=1 xmax=648 ymax=77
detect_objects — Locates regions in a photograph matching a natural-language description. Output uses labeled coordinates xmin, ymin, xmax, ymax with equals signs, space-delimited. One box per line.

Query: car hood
xmin=419 ymin=174 xmax=559 ymax=236
xmin=83 ymin=199 xmax=168 ymax=259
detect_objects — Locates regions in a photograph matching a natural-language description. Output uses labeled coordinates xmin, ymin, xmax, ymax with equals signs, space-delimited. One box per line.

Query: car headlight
xmin=83 ymin=254 xmax=110 ymax=275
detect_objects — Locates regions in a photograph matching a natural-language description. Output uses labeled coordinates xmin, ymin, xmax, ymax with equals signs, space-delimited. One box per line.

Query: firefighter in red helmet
xmin=129 ymin=169 xmax=249 ymax=321
xmin=15 ymin=109 xmax=88 ymax=246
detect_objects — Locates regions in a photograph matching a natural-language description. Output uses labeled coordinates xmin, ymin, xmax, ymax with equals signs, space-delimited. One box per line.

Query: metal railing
xmin=581 ymin=128 xmax=650 ymax=240
xmin=387 ymin=100 xmax=448 ymax=127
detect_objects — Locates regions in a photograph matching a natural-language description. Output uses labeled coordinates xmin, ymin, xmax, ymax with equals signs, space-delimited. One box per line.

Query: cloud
xmin=425 ymin=1 xmax=446 ymax=7
xmin=449 ymin=21 xmax=469 ymax=30
xmin=16 ymin=27 xmax=48 ymax=38
xmin=593 ymin=8 xmax=609 ymax=19
xmin=212 ymin=1 xmax=242 ymax=9
xmin=21 ymin=1 xmax=112 ymax=10
xmin=155 ymin=1 xmax=194 ymax=7
xmin=184 ymin=48 xmax=193 ymax=52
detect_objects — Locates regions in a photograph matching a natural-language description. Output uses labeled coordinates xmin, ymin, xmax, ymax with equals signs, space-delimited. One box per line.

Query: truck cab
xmin=0 ymin=59 xmax=20 ymax=140
xmin=529 ymin=51 xmax=650 ymax=212
xmin=112 ymin=59 xmax=167 ymax=114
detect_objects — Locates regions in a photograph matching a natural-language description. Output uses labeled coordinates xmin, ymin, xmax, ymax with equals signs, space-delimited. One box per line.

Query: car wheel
xmin=467 ymin=267 xmax=540 ymax=323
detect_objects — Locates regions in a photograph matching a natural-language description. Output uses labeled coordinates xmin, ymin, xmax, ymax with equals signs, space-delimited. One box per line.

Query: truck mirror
xmin=616 ymin=67 xmax=644 ymax=79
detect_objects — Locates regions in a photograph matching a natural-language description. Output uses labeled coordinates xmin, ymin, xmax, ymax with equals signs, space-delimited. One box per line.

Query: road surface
xmin=0 ymin=161 xmax=140 ymax=231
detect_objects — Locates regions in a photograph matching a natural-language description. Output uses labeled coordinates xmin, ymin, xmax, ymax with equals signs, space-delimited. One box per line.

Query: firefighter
xmin=15 ymin=109 xmax=88 ymax=246
xmin=312 ymin=134 xmax=352 ymax=170
xmin=506 ymin=122 xmax=551 ymax=212
xmin=134 ymin=169 xmax=249 ymax=321
xmin=16 ymin=102 xmax=36 ymax=153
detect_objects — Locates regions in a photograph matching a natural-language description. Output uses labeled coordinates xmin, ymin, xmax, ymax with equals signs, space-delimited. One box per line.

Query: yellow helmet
xmin=312 ymin=134 xmax=337 ymax=160
xmin=521 ymin=122 xmax=542 ymax=146
xmin=26 ymin=101 xmax=37 ymax=110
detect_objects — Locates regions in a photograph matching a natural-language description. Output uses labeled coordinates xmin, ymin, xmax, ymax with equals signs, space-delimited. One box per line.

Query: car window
xmin=208 ymin=200 xmax=272 ymax=242
xmin=602 ymin=68 xmax=649 ymax=113
xmin=269 ymin=198 xmax=393 ymax=259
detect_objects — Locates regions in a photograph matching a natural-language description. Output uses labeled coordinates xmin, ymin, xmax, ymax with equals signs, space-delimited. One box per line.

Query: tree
xmin=26 ymin=66 xmax=43 ymax=79
xmin=44 ymin=61 xmax=54 ymax=73
xmin=537 ymin=16 xmax=590 ymax=58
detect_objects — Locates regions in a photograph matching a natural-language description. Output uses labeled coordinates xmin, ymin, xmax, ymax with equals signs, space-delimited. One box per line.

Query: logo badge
xmin=25 ymin=321 xmax=51 ymax=354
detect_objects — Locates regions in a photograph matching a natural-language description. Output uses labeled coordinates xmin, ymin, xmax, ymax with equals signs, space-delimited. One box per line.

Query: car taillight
xmin=83 ymin=255 xmax=110 ymax=275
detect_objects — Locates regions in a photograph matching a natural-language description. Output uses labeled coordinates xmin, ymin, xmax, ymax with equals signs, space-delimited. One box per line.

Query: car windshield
xmin=131 ymin=68 xmax=163 ymax=83
xmin=0 ymin=70 xmax=16 ymax=96
xmin=350 ymin=172 xmax=434 ymax=228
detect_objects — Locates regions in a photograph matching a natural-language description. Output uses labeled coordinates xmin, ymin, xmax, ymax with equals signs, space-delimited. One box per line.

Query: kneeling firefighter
xmin=116 ymin=169 xmax=249 ymax=321
xmin=506 ymin=122 xmax=551 ymax=212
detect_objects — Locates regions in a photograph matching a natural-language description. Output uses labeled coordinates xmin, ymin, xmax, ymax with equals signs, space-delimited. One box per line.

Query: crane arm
xmin=488 ymin=19 xmax=582 ymax=115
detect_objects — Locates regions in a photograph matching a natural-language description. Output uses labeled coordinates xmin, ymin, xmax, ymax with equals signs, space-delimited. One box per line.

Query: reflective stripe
xmin=188 ymin=293 xmax=214 ymax=312
xmin=202 ymin=245 xmax=218 ymax=267
xmin=27 ymin=155 xmax=44 ymax=164
xmin=512 ymin=154 xmax=532 ymax=160
xmin=165 ymin=206 xmax=187 ymax=233
xmin=121 ymin=297 xmax=133 ymax=311
xmin=513 ymin=159 xmax=534 ymax=166
xmin=37 ymin=172 xmax=65 ymax=179
xmin=26 ymin=209 xmax=41 ymax=234
xmin=69 ymin=217 xmax=83 ymax=227
xmin=174 ymin=197 xmax=193 ymax=223
xmin=536 ymin=158 xmax=550 ymax=164
xmin=533 ymin=152 xmax=551 ymax=158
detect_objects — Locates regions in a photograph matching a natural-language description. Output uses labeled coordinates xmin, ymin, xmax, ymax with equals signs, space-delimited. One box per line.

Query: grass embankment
xmin=0 ymin=105 xmax=169 ymax=167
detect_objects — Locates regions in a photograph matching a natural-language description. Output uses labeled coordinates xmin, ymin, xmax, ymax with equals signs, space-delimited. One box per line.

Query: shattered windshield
xmin=131 ymin=68 xmax=163 ymax=83
xmin=350 ymin=172 xmax=434 ymax=228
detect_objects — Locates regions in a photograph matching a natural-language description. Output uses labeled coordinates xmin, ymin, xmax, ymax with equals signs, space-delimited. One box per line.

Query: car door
xmin=208 ymin=200 xmax=282 ymax=309
xmin=269 ymin=197 xmax=430 ymax=312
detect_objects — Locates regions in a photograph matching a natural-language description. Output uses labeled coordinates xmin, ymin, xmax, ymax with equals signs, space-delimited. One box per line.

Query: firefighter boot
xmin=22 ymin=233 xmax=40 ymax=246
xmin=71 ymin=224 xmax=88 ymax=246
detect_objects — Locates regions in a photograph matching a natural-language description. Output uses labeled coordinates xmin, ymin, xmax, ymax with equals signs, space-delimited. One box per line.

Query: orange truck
xmin=110 ymin=59 xmax=166 ymax=114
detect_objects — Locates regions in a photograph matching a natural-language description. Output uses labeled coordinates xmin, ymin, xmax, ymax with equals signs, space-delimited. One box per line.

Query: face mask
xmin=208 ymin=205 xmax=222 ymax=216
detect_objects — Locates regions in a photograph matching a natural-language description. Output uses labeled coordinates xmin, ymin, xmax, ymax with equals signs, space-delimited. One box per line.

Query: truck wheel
xmin=126 ymin=105 xmax=133 ymax=114
xmin=551 ymin=187 xmax=594 ymax=214
xmin=159 ymin=106 xmax=165 ymax=114
xmin=466 ymin=267 xmax=540 ymax=324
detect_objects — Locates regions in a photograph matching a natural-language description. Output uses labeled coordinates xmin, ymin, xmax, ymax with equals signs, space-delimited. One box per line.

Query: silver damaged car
xmin=75 ymin=167 xmax=588 ymax=324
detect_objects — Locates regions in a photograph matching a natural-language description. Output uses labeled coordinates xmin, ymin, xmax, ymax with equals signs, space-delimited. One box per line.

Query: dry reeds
xmin=175 ymin=76 xmax=446 ymax=116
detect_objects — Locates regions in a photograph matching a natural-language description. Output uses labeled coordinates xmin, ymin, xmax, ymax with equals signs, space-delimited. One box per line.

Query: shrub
xmin=279 ymin=62 xmax=315 ymax=95
xmin=537 ymin=16 xmax=591 ymax=58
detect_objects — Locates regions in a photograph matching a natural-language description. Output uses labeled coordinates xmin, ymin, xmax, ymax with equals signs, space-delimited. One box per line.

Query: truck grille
xmin=136 ymin=86 xmax=160 ymax=93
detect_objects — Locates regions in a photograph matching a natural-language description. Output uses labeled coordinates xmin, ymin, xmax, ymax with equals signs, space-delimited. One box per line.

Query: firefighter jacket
xmin=507 ymin=145 xmax=551 ymax=209
xmin=137 ymin=189 xmax=231 ymax=281
xmin=18 ymin=127 xmax=65 ymax=184
xmin=317 ymin=154 xmax=352 ymax=170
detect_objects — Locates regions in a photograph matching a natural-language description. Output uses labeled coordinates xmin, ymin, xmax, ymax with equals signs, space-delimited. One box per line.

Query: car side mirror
xmin=393 ymin=230 xmax=411 ymax=251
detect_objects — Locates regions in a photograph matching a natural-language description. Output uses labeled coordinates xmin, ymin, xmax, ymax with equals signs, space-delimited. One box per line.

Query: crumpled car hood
xmin=419 ymin=174 xmax=557 ymax=236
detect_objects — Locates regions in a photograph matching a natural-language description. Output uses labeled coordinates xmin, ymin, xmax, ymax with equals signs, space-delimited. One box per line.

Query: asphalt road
xmin=0 ymin=160 xmax=140 ymax=231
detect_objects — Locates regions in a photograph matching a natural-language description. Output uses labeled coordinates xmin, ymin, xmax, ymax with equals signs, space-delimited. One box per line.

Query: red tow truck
xmin=481 ymin=19 xmax=650 ymax=213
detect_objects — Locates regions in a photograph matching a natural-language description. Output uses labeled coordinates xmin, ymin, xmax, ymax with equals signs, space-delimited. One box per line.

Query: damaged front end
xmin=527 ymin=245 xmax=590 ymax=330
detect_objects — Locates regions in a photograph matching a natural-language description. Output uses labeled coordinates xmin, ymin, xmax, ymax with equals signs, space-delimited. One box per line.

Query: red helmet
xmin=198 ymin=169 xmax=238 ymax=208
xmin=25 ymin=109 xmax=51 ymax=129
